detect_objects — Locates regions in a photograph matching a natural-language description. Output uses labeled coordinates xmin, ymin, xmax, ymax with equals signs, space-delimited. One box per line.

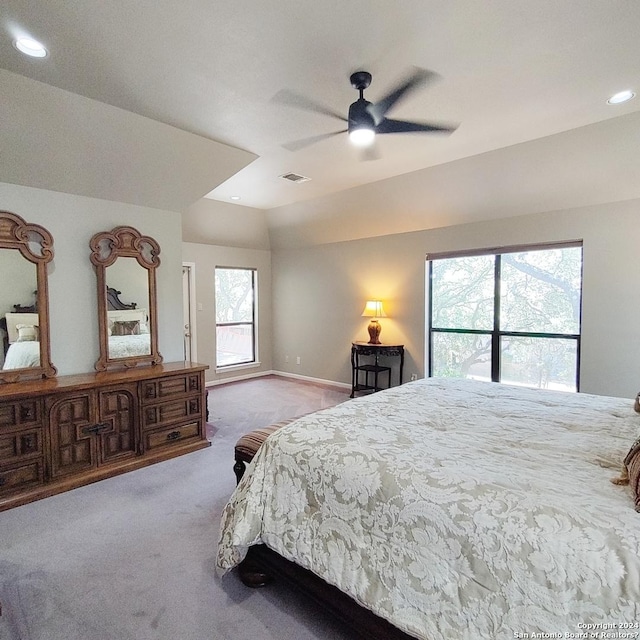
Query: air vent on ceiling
xmin=279 ymin=172 xmax=311 ymax=183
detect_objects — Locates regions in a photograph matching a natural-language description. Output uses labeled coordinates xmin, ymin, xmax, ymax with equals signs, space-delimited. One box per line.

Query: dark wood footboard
xmin=239 ymin=545 xmax=417 ymax=640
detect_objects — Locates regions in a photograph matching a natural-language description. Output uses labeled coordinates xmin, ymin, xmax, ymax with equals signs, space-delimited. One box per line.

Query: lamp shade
xmin=361 ymin=300 xmax=387 ymax=318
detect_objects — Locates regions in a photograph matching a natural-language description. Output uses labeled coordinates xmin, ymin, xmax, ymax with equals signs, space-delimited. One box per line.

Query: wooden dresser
xmin=0 ymin=361 xmax=209 ymax=511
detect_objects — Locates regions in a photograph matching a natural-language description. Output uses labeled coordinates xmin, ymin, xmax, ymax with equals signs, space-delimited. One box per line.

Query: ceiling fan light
xmin=349 ymin=128 xmax=375 ymax=147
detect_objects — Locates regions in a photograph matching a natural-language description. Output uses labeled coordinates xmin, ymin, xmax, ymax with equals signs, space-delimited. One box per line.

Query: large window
xmin=427 ymin=242 xmax=583 ymax=391
xmin=215 ymin=267 xmax=256 ymax=367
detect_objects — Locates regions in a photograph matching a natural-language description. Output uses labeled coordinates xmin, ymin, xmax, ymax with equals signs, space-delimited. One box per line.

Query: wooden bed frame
xmin=106 ymin=286 xmax=137 ymax=310
xmin=238 ymin=545 xmax=416 ymax=640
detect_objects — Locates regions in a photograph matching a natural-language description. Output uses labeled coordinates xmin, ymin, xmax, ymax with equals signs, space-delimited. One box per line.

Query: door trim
xmin=182 ymin=262 xmax=197 ymax=363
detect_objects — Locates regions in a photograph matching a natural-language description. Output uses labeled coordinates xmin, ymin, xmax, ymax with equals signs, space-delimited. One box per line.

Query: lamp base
xmin=367 ymin=320 xmax=382 ymax=344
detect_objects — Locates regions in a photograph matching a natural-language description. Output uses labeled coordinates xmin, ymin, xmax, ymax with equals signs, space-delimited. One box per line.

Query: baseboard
xmin=272 ymin=370 xmax=351 ymax=390
xmin=206 ymin=369 xmax=275 ymax=386
xmin=206 ymin=369 xmax=350 ymax=391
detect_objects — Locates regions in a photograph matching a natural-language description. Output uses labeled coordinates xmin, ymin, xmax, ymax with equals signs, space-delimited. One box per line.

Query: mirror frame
xmin=89 ymin=226 xmax=163 ymax=371
xmin=0 ymin=210 xmax=57 ymax=383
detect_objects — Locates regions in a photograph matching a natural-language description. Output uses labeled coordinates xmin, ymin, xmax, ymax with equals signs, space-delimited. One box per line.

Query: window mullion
xmin=251 ymin=270 xmax=256 ymax=362
xmin=427 ymin=261 xmax=434 ymax=377
xmin=491 ymin=255 xmax=501 ymax=382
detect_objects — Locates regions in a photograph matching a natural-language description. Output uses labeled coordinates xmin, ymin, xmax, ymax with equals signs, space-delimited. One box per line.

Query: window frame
xmin=214 ymin=266 xmax=257 ymax=369
xmin=426 ymin=241 xmax=583 ymax=390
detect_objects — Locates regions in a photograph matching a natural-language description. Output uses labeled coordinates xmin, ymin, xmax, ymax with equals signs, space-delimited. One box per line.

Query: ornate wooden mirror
xmin=0 ymin=211 xmax=57 ymax=383
xmin=90 ymin=226 xmax=162 ymax=371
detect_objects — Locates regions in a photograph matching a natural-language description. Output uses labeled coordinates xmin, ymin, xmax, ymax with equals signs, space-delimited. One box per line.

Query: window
xmin=214 ymin=267 xmax=256 ymax=367
xmin=427 ymin=242 xmax=583 ymax=391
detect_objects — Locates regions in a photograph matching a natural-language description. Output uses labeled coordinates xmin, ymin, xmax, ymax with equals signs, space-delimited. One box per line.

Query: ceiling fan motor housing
xmin=348 ymin=99 xmax=374 ymax=133
xmin=350 ymin=71 xmax=372 ymax=91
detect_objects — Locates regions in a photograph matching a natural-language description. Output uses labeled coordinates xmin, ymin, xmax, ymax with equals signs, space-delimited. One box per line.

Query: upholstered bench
xmin=233 ymin=418 xmax=298 ymax=484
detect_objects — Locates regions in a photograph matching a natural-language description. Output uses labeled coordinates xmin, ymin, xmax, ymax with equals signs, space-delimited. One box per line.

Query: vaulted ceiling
xmin=2 ymin=0 xmax=639 ymax=218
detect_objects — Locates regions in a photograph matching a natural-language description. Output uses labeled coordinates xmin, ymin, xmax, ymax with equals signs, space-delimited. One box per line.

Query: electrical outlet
xmin=410 ymin=374 xmax=418 ymax=381
xmin=285 ymin=355 xmax=289 ymax=363
xmin=296 ymin=356 xmax=301 ymax=365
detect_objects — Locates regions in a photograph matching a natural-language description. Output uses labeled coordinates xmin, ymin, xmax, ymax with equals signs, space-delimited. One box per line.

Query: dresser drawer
xmin=142 ymin=397 xmax=201 ymax=429
xmin=142 ymin=422 xmax=201 ymax=451
xmin=0 ymin=459 xmax=45 ymax=495
xmin=0 ymin=428 xmax=42 ymax=464
xmin=0 ymin=400 xmax=43 ymax=429
xmin=140 ymin=374 xmax=202 ymax=403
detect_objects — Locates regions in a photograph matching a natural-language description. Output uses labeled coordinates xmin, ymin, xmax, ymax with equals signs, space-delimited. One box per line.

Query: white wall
xmin=0 ymin=182 xmax=185 ymax=376
xmin=272 ymin=199 xmax=640 ymax=399
xmin=182 ymin=242 xmax=272 ymax=384
xmin=182 ymin=198 xmax=270 ymax=250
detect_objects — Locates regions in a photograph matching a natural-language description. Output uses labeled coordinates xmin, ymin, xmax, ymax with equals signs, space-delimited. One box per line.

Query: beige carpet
xmin=0 ymin=375 xmax=352 ymax=640
xmin=208 ymin=374 xmax=349 ymax=430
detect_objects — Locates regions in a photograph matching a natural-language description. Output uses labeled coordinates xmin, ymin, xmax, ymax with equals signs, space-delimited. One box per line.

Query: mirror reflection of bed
xmin=106 ymin=287 xmax=151 ymax=359
xmin=0 ymin=243 xmax=41 ymax=372
xmin=1 ymin=310 xmax=41 ymax=370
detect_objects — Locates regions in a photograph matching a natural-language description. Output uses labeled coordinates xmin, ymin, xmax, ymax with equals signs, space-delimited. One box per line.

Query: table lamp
xmin=361 ymin=300 xmax=387 ymax=344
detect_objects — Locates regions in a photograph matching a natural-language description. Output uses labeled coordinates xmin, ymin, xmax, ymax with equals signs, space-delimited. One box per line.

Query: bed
xmin=107 ymin=309 xmax=150 ymax=358
xmin=216 ymin=378 xmax=640 ymax=640
xmin=106 ymin=288 xmax=150 ymax=358
xmin=1 ymin=311 xmax=40 ymax=370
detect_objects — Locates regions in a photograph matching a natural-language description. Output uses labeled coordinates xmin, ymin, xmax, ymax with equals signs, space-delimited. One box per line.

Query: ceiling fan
xmin=274 ymin=68 xmax=458 ymax=154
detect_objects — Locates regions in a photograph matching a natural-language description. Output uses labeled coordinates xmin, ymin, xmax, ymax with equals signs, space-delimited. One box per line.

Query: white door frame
xmin=182 ymin=262 xmax=197 ymax=362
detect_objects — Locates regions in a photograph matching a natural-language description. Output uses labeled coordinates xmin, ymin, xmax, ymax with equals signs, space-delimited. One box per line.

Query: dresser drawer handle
xmin=20 ymin=405 xmax=35 ymax=421
xmin=21 ymin=434 xmax=36 ymax=453
xmin=166 ymin=431 xmax=181 ymax=441
xmin=81 ymin=422 xmax=110 ymax=435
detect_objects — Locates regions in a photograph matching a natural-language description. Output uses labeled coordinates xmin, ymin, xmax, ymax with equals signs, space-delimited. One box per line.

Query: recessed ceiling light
xmin=230 ymin=195 xmax=241 ymax=201
xmin=14 ymin=37 xmax=48 ymax=58
xmin=607 ymin=90 xmax=635 ymax=105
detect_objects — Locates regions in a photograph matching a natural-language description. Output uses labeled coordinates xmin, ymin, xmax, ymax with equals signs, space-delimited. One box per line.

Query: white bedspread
xmin=216 ymin=378 xmax=640 ymax=640
xmin=2 ymin=341 xmax=40 ymax=369
xmin=108 ymin=334 xmax=150 ymax=359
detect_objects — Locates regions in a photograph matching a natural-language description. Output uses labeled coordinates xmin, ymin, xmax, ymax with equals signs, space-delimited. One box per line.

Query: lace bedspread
xmin=107 ymin=334 xmax=150 ymax=358
xmin=217 ymin=378 xmax=640 ymax=640
xmin=2 ymin=341 xmax=40 ymax=369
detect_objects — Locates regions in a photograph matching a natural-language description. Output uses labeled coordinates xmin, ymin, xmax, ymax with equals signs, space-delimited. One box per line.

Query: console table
xmin=350 ymin=342 xmax=405 ymax=398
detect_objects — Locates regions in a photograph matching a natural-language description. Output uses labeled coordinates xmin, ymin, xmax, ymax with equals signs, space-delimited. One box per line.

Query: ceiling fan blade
xmin=376 ymin=118 xmax=458 ymax=134
xmin=367 ymin=67 xmax=438 ymax=125
xmin=282 ymin=129 xmax=347 ymax=151
xmin=272 ymin=89 xmax=348 ymax=123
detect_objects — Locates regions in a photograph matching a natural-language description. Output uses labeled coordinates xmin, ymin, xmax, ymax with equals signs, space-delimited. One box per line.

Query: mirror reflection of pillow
xmin=111 ymin=320 xmax=140 ymax=336
xmin=16 ymin=324 xmax=39 ymax=342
